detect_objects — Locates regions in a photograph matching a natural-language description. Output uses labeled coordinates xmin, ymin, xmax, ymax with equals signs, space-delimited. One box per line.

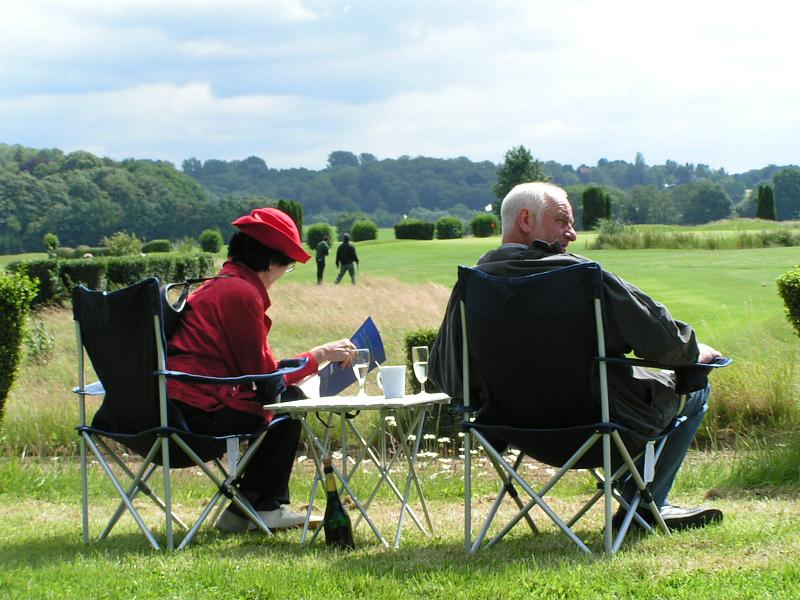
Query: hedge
xmin=306 ymin=223 xmax=334 ymax=250
xmin=470 ymin=213 xmax=500 ymax=237
xmin=777 ymin=265 xmax=800 ymax=337
xmin=403 ymin=328 xmax=459 ymax=437
xmin=7 ymin=253 xmax=216 ymax=306
xmin=435 ymin=216 xmax=464 ymax=240
xmin=0 ymin=271 xmax=37 ymax=419
xmin=142 ymin=239 xmax=172 ymax=253
xmin=351 ymin=219 xmax=378 ymax=242
xmin=394 ymin=219 xmax=435 ymax=240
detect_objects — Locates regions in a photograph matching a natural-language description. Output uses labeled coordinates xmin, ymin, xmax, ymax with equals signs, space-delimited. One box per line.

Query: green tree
xmin=101 ymin=231 xmax=143 ymax=256
xmin=773 ymin=167 xmax=800 ymax=220
xmin=327 ymin=151 xmax=359 ymax=169
xmin=492 ymin=145 xmax=547 ymax=215
xmin=756 ymin=185 xmax=777 ymax=220
xmin=677 ymin=181 xmax=733 ymax=225
xmin=43 ymin=232 xmax=60 ymax=257
xmin=582 ymin=186 xmax=611 ymax=230
xmin=277 ymin=199 xmax=303 ymax=234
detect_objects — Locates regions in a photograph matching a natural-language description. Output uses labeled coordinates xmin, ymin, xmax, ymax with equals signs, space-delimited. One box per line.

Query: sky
xmin=1 ymin=0 xmax=798 ymax=174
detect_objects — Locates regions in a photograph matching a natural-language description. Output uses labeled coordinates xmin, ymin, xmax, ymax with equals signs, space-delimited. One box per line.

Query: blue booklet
xmin=318 ymin=316 xmax=386 ymax=396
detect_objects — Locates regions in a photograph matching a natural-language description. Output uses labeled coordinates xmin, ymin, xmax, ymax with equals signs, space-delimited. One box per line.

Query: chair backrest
xmin=73 ymin=278 xmax=165 ymax=439
xmin=458 ymin=262 xmax=605 ymax=429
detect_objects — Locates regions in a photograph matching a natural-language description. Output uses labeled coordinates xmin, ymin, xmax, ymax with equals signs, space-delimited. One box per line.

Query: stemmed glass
xmin=411 ymin=346 xmax=429 ymax=395
xmin=353 ymin=348 xmax=370 ymax=396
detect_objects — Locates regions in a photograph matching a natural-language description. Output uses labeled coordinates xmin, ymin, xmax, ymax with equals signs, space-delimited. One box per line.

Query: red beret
xmin=232 ymin=208 xmax=311 ymax=264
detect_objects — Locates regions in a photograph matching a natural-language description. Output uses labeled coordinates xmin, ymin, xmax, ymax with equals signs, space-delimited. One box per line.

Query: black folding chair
xmin=458 ymin=262 xmax=729 ymax=554
xmin=72 ymin=277 xmax=306 ymax=550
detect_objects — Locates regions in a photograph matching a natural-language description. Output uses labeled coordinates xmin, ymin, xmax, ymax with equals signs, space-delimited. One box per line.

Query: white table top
xmin=269 ymin=392 xmax=450 ymax=414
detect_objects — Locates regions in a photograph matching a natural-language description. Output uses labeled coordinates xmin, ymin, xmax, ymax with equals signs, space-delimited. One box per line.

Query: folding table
xmin=270 ymin=392 xmax=450 ymax=548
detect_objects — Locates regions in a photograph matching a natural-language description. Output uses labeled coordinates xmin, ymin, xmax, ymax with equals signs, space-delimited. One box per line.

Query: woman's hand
xmin=309 ymin=338 xmax=357 ymax=368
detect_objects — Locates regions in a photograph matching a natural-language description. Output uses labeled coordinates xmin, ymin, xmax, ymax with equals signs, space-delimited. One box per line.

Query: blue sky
xmin=1 ymin=0 xmax=798 ymax=173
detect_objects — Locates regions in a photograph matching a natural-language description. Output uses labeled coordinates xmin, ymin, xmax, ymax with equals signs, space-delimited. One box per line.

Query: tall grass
xmin=592 ymin=222 xmax=800 ymax=250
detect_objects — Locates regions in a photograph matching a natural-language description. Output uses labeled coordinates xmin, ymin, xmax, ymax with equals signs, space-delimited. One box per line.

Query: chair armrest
xmin=156 ymin=357 xmax=308 ymax=385
xmin=597 ymin=355 xmax=732 ymax=394
xmin=72 ymin=381 xmax=106 ymax=395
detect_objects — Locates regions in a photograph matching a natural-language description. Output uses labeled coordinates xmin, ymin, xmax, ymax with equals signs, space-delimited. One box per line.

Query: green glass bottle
xmin=322 ymin=456 xmax=355 ymax=550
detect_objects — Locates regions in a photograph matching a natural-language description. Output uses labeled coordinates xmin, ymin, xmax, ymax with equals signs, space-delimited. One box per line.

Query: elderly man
xmin=429 ymin=181 xmax=724 ymax=530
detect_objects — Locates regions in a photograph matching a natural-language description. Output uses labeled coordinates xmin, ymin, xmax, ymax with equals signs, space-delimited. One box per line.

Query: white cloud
xmin=1 ymin=0 xmax=799 ymax=172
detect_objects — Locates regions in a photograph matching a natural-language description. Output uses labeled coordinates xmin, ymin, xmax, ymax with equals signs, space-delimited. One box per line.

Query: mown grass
xmin=1 ymin=453 xmax=799 ymax=599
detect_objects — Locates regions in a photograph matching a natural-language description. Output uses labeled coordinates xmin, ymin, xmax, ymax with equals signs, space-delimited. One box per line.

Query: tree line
xmin=1 ymin=143 xmax=799 ymax=254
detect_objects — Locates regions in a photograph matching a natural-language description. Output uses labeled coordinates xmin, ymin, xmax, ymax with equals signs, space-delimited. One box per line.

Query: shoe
xmin=215 ymin=508 xmax=250 ymax=534
xmin=250 ymin=505 xmax=323 ymax=531
xmin=612 ymin=504 xmax=723 ymax=532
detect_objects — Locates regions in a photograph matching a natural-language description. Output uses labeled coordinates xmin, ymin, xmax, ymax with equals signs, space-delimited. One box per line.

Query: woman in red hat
xmin=167 ymin=207 xmax=357 ymax=533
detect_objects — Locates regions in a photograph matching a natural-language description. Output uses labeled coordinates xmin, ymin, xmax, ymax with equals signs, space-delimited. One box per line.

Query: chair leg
xmin=464 ymin=427 xmax=472 ymax=553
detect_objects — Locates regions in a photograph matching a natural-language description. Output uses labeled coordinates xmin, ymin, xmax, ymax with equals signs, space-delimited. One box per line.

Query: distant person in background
xmin=334 ymin=233 xmax=359 ymax=284
xmin=315 ymin=234 xmax=330 ymax=285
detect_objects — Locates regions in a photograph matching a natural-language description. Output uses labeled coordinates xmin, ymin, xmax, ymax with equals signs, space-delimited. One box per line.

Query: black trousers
xmin=316 ymin=259 xmax=326 ymax=283
xmin=176 ymin=402 xmax=301 ymax=511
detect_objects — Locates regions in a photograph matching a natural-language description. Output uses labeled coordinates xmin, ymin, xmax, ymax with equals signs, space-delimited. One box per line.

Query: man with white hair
xmin=430 ymin=181 xmax=724 ymax=530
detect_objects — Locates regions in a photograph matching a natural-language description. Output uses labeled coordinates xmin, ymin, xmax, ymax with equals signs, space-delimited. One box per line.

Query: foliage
xmin=435 ymin=216 xmax=464 ymax=240
xmin=0 ymin=271 xmax=37 ymax=419
xmin=43 ymin=233 xmax=59 ymax=258
xmin=174 ymin=236 xmax=198 ymax=253
xmin=582 ymin=186 xmax=611 ymax=230
xmin=756 ymin=185 xmax=777 ymax=220
xmin=24 ymin=317 xmax=55 ymax=366
xmin=334 ymin=211 xmax=370 ymax=240
xmin=492 ymin=145 xmax=547 ymax=215
xmin=141 ymin=239 xmax=171 ymax=253
xmin=592 ymin=226 xmax=800 ymax=250
xmin=773 ymin=167 xmax=800 ymax=220
xmin=469 ymin=213 xmax=500 ymax=238
xmin=277 ymin=199 xmax=303 ymax=234
xmin=394 ymin=219 xmax=435 ymax=240
xmin=674 ymin=181 xmax=733 ymax=225
xmin=6 ymin=253 xmax=215 ymax=306
xmin=306 ymin=223 xmax=334 ymax=250
xmin=350 ymin=219 xmax=378 ymax=242
xmin=198 ymin=228 xmax=224 ymax=253
xmin=100 ymin=231 xmax=143 ymax=256
xmin=777 ymin=265 xmax=800 ymax=337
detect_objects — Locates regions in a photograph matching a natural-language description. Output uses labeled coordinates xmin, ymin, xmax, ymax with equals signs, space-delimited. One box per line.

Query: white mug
xmin=376 ymin=365 xmax=406 ymax=399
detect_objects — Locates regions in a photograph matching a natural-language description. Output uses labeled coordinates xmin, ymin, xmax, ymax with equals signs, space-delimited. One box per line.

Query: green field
xmin=2 ymin=227 xmax=800 ymax=598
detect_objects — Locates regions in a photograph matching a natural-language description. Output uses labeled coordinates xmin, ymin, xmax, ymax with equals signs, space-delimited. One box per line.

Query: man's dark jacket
xmin=335 ymin=241 xmax=358 ymax=266
xmin=428 ymin=240 xmax=700 ymax=436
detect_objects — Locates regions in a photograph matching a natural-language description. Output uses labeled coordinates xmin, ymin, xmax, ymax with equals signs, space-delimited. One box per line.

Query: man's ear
xmin=517 ymin=208 xmax=534 ymax=235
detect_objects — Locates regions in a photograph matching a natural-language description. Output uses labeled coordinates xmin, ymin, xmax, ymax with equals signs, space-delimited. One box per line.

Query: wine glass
xmin=411 ymin=346 xmax=429 ymax=394
xmin=353 ymin=348 xmax=370 ymax=396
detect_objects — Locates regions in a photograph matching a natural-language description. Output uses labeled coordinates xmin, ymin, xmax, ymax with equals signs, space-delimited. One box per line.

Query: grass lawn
xmin=1 ymin=454 xmax=799 ymax=599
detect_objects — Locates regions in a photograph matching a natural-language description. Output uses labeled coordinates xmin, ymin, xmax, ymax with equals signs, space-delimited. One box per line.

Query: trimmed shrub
xmin=470 ymin=213 xmax=500 ymax=238
xmin=394 ymin=219 xmax=435 ymax=240
xmin=43 ymin=233 xmax=59 ymax=258
xmin=306 ymin=223 xmax=334 ymax=250
xmin=278 ymin=199 xmax=303 ymax=234
xmin=6 ymin=253 xmax=215 ymax=306
xmin=404 ymin=328 xmax=459 ymax=436
xmin=55 ymin=247 xmax=75 ymax=259
xmin=435 ymin=216 xmax=464 ymax=240
xmin=777 ymin=266 xmax=800 ymax=337
xmin=351 ymin=219 xmax=378 ymax=242
xmin=199 ymin=229 xmax=224 ymax=253
xmin=0 ymin=271 xmax=37 ymax=419
xmin=142 ymin=239 xmax=172 ymax=253
xmin=101 ymin=231 xmax=143 ymax=256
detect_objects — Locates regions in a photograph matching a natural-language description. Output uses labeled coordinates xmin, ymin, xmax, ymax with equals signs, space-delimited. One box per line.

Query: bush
xmin=404 ymin=328 xmax=459 ymax=436
xmin=142 ymin=239 xmax=172 ymax=253
xmin=469 ymin=213 xmax=500 ymax=238
xmin=55 ymin=247 xmax=75 ymax=259
xmin=0 ymin=271 xmax=37 ymax=419
xmin=306 ymin=223 xmax=334 ymax=250
xmin=6 ymin=253 xmax=216 ymax=306
xmin=435 ymin=216 xmax=464 ymax=240
xmin=24 ymin=317 xmax=55 ymax=365
xmin=43 ymin=233 xmax=59 ymax=258
xmin=777 ymin=265 xmax=800 ymax=338
xmin=199 ymin=229 xmax=224 ymax=253
xmin=101 ymin=231 xmax=143 ymax=256
xmin=350 ymin=219 xmax=378 ymax=242
xmin=394 ymin=219 xmax=435 ymax=240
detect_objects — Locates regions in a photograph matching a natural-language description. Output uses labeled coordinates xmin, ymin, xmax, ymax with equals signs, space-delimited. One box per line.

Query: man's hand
xmin=310 ymin=338 xmax=357 ymax=368
xmin=697 ymin=342 xmax=722 ymax=364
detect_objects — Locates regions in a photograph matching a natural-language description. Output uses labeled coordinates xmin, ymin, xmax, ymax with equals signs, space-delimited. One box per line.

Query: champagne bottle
xmin=322 ymin=456 xmax=355 ymax=550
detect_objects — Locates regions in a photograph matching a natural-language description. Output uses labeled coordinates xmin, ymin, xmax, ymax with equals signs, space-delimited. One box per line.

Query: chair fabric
xmin=457 ymin=262 xmax=726 ymax=554
xmin=73 ymin=277 xmax=306 ymax=550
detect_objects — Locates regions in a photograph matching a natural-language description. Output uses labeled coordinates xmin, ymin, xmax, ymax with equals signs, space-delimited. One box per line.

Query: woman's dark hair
xmin=227 ymin=231 xmax=293 ymax=272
